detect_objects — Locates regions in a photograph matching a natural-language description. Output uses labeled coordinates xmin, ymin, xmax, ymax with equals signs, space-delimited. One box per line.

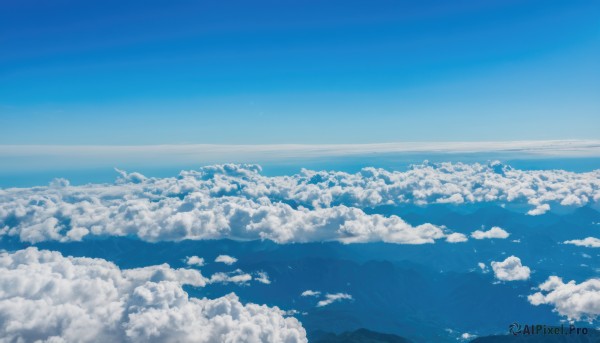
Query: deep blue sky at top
xmin=0 ymin=0 xmax=598 ymax=144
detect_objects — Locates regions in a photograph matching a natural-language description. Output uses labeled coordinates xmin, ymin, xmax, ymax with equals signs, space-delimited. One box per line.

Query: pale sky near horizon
xmin=1 ymin=0 xmax=599 ymax=145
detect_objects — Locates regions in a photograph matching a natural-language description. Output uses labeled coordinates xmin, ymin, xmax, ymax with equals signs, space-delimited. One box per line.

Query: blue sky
xmin=1 ymin=0 xmax=599 ymax=144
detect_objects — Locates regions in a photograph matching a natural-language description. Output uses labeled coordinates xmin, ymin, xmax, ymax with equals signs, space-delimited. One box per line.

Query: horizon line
xmin=1 ymin=139 xmax=600 ymax=157
xmin=1 ymin=140 xmax=599 ymax=172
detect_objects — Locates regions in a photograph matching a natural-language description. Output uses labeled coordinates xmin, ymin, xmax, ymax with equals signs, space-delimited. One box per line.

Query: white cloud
xmin=528 ymin=276 xmax=600 ymax=322
xmin=316 ymin=293 xmax=353 ymax=307
xmin=114 ymin=168 xmax=146 ymax=184
xmin=527 ymin=204 xmax=550 ymax=216
xmin=1 ymin=163 xmax=597 ymax=245
xmin=209 ymin=269 xmax=252 ymax=285
xmin=255 ymin=271 xmax=271 ymax=284
xmin=0 ymin=248 xmax=307 ymax=343
xmin=460 ymin=333 xmax=476 ymax=340
xmin=490 ymin=256 xmax=531 ymax=281
xmin=0 ymin=177 xmax=450 ymax=245
xmin=446 ymin=232 xmax=468 ymax=243
xmin=564 ymin=237 xmax=600 ymax=248
xmin=215 ymin=255 xmax=237 ymax=265
xmin=478 ymin=262 xmax=489 ymax=273
xmin=300 ymin=290 xmax=321 ymax=297
xmin=207 ymin=269 xmax=270 ymax=285
xmin=185 ymin=256 xmax=205 ymax=267
xmin=471 ymin=227 xmax=510 ymax=240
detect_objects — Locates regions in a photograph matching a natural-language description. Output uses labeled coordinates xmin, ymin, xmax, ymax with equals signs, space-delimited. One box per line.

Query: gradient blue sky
xmin=1 ymin=0 xmax=599 ymax=144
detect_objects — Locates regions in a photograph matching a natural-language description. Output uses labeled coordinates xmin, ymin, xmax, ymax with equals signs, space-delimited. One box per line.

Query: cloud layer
xmin=1 ymin=163 xmax=597 ymax=244
xmin=0 ymin=248 xmax=306 ymax=343
xmin=3 ymin=140 xmax=599 ymax=171
xmin=528 ymin=276 xmax=600 ymax=322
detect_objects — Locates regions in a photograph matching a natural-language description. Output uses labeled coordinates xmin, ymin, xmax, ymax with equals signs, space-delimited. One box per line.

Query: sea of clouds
xmin=1 ymin=162 xmax=599 ymax=335
xmin=1 ymin=162 xmax=598 ymax=244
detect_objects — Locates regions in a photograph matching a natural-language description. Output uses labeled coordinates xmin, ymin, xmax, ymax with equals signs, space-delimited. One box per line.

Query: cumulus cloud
xmin=478 ymin=262 xmax=489 ymax=273
xmin=185 ymin=256 xmax=205 ymax=267
xmin=0 ymin=248 xmax=306 ymax=343
xmin=490 ymin=256 xmax=531 ymax=281
xmin=316 ymin=293 xmax=353 ymax=307
xmin=215 ymin=255 xmax=237 ymax=265
xmin=0 ymin=176 xmax=450 ymax=246
xmin=528 ymin=276 xmax=600 ymax=322
xmin=471 ymin=227 xmax=510 ymax=240
xmin=114 ymin=168 xmax=146 ymax=184
xmin=564 ymin=237 xmax=600 ymax=248
xmin=446 ymin=232 xmax=468 ymax=243
xmin=300 ymin=290 xmax=321 ymax=297
xmin=1 ymin=163 xmax=596 ymax=245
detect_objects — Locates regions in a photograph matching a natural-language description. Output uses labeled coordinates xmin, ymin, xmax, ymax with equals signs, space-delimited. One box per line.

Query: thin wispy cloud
xmin=316 ymin=293 xmax=353 ymax=307
xmin=1 ymin=140 xmax=599 ymax=170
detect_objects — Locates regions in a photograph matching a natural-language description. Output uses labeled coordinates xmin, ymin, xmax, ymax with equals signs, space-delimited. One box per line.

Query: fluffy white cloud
xmin=0 ymin=248 xmax=306 ymax=343
xmin=187 ymin=161 xmax=598 ymax=212
xmin=446 ymin=232 xmax=468 ymax=243
xmin=478 ymin=262 xmax=489 ymax=273
xmin=1 ymin=163 xmax=596 ymax=244
xmin=490 ymin=256 xmax=531 ymax=281
xmin=527 ymin=204 xmax=550 ymax=216
xmin=185 ymin=256 xmax=205 ymax=267
xmin=528 ymin=276 xmax=600 ymax=322
xmin=0 ymin=178 xmax=450 ymax=245
xmin=471 ymin=227 xmax=510 ymax=240
xmin=300 ymin=290 xmax=321 ymax=297
xmin=215 ymin=255 xmax=237 ymax=265
xmin=316 ymin=293 xmax=353 ymax=307
xmin=115 ymin=168 xmax=147 ymax=184
xmin=564 ymin=237 xmax=600 ymax=248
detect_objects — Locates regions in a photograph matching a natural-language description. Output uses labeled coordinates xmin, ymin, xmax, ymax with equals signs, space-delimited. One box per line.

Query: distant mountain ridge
xmin=310 ymin=328 xmax=600 ymax=343
xmin=312 ymin=328 xmax=412 ymax=343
